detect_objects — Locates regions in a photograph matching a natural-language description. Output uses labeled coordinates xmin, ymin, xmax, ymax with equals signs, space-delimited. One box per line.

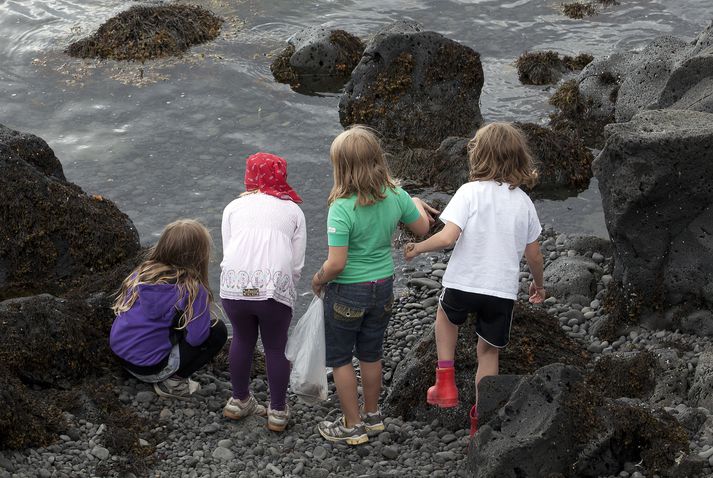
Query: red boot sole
xmin=437 ymin=399 xmax=459 ymax=408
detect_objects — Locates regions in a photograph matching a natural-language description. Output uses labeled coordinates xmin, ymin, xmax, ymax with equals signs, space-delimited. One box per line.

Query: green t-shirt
xmin=327 ymin=187 xmax=421 ymax=283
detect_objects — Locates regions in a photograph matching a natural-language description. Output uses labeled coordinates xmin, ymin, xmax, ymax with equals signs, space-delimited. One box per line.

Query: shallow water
xmin=1 ymin=0 xmax=710 ymax=314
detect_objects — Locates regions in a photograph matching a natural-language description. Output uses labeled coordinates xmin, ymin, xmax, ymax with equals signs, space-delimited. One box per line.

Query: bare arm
xmin=312 ymin=246 xmax=348 ymax=296
xmin=404 ymin=197 xmax=439 ymax=237
xmin=404 ymin=222 xmax=462 ymax=260
xmin=524 ymin=241 xmax=545 ymax=303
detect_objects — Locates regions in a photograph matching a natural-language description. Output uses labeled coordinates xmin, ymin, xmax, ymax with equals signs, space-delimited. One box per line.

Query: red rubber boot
xmin=426 ymin=367 xmax=459 ymax=408
xmin=469 ymin=404 xmax=479 ymax=437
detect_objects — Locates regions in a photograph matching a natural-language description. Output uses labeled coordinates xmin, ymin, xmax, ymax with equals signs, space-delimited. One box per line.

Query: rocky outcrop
xmin=339 ymin=26 xmax=484 ymax=149
xmin=65 ymin=5 xmax=223 ymax=61
xmin=594 ymin=109 xmax=713 ymax=329
xmin=387 ymin=122 xmax=592 ymax=197
xmin=270 ymin=27 xmax=364 ymax=93
xmin=382 ymin=303 xmax=589 ymax=431
xmin=690 ymin=348 xmax=713 ymax=412
xmin=468 ymin=359 xmax=692 ymax=477
xmin=0 ymin=124 xmax=140 ymax=297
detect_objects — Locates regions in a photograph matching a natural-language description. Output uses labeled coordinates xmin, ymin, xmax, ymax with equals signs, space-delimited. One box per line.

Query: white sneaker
xmin=223 ymin=395 xmax=267 ymax=420
xmin=267 ymin=405 xmax=289 ymax=432
xmin=153 ymin=377 xmax=201 ymax=400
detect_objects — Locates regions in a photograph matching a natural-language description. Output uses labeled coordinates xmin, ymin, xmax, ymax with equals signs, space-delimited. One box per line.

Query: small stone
xmin=408 ymin=278 xmax=442 ymax=290
xmin=293 ymin=462 xmax=305 ymax=475
xmin=139 ymin=439 xmax=150 ymax=447
xmin=91 ymin=445 xmax=110 ymax=460
xmin=38 ymin=470 xmax=51 ymax=478
xmin=313 ymin=445 xmax=328 ymax=460
xmin=218 ymin=439 xmax=233 ymax=449
xmin=135 ymin=390 xmax=154 ymax=404
xmin=382 ymin=445 xmax=399 ymax=460
xmin=159 ymin=408 xmax=173 ymax=420
xmin=592 ymin=252 xmax=604 ymax=263
xmin=201 ymin=423 xmax=220 ymax=434
xmin=212 ymin=446 xmax=234 ymax=461
xmin=267 ymin=463 xmax=283 ymax=476
xmin=602 ymin=274 xmax=613 ymax=286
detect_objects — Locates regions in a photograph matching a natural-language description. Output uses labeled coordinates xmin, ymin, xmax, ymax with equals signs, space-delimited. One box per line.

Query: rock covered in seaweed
xmin=382 ymin=302 xmax=589 ymax=431
xmin=270 ymin=27 xmax=364 ymax=93
xmin=339 ymin=23 xmax=484 ymax=149
xmin=65 ymin=5 xmax=223 ymax=61
xmin=0 ymin=124 xmax=140 ymax=298
xmin=594 ymin=109 xmax=713 ymax=333
xmin=515 ymin=51 xmax=593 ymax=85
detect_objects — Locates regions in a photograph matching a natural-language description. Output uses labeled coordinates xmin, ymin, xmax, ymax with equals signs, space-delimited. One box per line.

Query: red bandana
xmin=244 ymin=152 xmax=302 ymax=204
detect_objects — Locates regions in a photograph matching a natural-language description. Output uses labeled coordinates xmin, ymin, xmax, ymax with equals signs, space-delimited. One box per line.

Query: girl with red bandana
xmin=220 ymin=152 xmax=307 ymax=432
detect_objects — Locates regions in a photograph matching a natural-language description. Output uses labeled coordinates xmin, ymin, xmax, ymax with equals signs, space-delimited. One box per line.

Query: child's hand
xmin=528 ymin=282 xmax=546 ymax=304
xmin=404 ymin=243 xmax=419 ymax=261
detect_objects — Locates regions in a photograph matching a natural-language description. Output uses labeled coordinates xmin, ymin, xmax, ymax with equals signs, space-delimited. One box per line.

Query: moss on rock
xmin=561 ymin=2 xmax=598 ymax=19
xmin=65 ymin=5 xmax=223 ymax=61
xmin=548 ymin=79 xmax=612 ymax=148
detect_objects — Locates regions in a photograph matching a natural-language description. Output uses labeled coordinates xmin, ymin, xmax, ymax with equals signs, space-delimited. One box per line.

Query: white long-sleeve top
xmin=220 ymin=193 xmax=307 ymax=308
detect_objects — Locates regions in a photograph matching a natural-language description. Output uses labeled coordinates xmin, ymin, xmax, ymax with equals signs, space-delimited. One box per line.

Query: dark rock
xmin=0 ymin=125 xmax=64 ymax=180
xmin=649 ymin=348 xmax=689 ymax=407
xmin=561 ymin=2 xmax=597 ymax=19
xmin=680 ymin=310 xmax=713 ymax=337
xmin=475 ymin=375 xmax=523 ymax=425
xmin=270 ymin=27 xmax=364 ymax=93
xmin=588 ymin=352 xmax=657 ymax=400
xmin=674 ymin=407 xmax=709 ymax=438
xmin=387 ymin=122 xmax=593 ymax=198
xmin=563 ymin=234 xmax=612 ymax=257
xmin=0 ymin=124 xmax=140 ymax=297
xmin=689 ymin=348 xmax=713 ymax=411
xmin=65 ymin=5 xmax=223 ymax=61
xmin=544 ymin=256 xmax=601 ymax=301
xmin=515 ymin=51 xmax=593 ymax=85
xmin=578 ymin=51 xmax=636 ymax=123
xmin=383 ymin=302 xmax=588 ymax=431
xmin=339 ymin=27 xmax=483 ymax=149
xmin=594 ymin=109 xmax=713 ymax=328
xmin=468 ymin=364 xmax=585 ymax=477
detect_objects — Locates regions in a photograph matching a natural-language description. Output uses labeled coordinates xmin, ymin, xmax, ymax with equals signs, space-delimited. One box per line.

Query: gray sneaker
xmin=361 ymin=408 xmax=385 ymax=434
xmin=223 ymin=395 xmax=267 ymax=420
xmin=267 ymin=405 xmax=289 ymax=432
xmin=317 ymin=416 xmax=369 ymax=445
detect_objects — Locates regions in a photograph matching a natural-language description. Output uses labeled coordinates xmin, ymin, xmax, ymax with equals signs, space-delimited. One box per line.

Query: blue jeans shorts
xmin=323 ymin=278 xmax=394 ymax=368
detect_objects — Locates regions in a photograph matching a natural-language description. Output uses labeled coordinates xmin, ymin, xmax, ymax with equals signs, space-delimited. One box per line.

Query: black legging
xmin=121 ymin=320 xmax=228 ymax=379
xmin=175 ymin=320 xmax=228 ymax=377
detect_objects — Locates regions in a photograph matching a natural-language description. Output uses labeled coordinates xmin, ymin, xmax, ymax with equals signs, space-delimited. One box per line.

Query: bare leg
xmin=475 ymin=338 xmax=500 ymax=408
xmin=435 ymin=306 xmax=459 ymax=361
xmin=332 ymin=363 xmax=361 ymax=427
xmin=359 ymin=360 xmax=382 ymax=414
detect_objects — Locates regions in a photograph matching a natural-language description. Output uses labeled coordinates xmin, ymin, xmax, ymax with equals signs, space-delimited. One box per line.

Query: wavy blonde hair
xmin=113 ymin=219 xmax=213 ymax=329
xmin=328 ymin=125 xmax=397 ymax=206
xmin=467 ymin=122 xmax=538 ymax=189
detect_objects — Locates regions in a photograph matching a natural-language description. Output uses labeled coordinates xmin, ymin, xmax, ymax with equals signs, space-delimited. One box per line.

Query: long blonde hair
xmin=113 ymin=219 xmax=213 ymax=329
xmin=467 ymin=122 xmax=538 ymax=189
xmin=328 ymin=125 xmax=397 ymax=206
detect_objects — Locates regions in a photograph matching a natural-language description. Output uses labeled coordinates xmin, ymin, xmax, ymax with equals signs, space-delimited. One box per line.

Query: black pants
xmin=122 ymin=320 xmax=228 ymax=378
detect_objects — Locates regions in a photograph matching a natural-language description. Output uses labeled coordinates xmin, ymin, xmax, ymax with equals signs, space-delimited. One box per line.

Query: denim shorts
xmin=323 ymin=278 xmax=394 ymax=368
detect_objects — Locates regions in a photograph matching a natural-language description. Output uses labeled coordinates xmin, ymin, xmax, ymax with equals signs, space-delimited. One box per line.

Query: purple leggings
xmin=221 ymin=298 xmax=292 ymax=410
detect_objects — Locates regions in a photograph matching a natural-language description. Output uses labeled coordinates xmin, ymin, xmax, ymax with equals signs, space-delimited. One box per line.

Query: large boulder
xmin=382 ymin=303 xmax=589 ymax=431
xmin=339 ymin=27 xmax=483 ymax=149
xmin=468 ymin=360 xmax=692 ymax=477
xmin=270 ymin=27 xmax=364 ymax=93
xmin=690 ymin=347 xmax=713 ymax=412
xmin=593 ymin=109 xmax=713 ymax=327
xmin=65 ymin=5 xmax=223 ymax=61
xmin=387 ymin=122 xmax=593 ymax=197
xmin=0 ymin=124 xmax=141 ymax=297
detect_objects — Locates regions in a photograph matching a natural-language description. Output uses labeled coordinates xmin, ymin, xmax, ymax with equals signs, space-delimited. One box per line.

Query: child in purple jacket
xmin=110 ymin=219 xmax=227 ymax=399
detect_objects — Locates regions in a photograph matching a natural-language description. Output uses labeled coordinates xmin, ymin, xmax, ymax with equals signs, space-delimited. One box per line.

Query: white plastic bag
xmin=285 ymin=296 xmax=328 ymax=402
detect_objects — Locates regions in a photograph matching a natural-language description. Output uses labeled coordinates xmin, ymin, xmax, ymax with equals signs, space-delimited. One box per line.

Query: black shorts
xmin=439 ymin=288 xmax=515 ymax=348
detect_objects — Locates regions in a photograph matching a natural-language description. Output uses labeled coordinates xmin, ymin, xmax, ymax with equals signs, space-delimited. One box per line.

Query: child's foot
xmin=317 ymin=416 xmax=369 ymax=445
xmin=267 ymin=405 xmax=289 ymax=432
xmin=427 ymin=367 xmax=459 ymax=408
xmin=153 ymin=376 xmax=200 ymax=400
xmin=223 ymin=395 xmax=267 ymax=420
xmin=360 ymin=408 xmax=385 ymax=435
xmin=469 ymin=404 xmax=479 ymax=437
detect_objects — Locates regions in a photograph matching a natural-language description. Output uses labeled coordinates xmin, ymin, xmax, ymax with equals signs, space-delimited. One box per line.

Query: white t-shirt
xmin=220 ymin=193 xmax=306 ymax=308
xmin=440 ymin=181 xmax=541 ymax=300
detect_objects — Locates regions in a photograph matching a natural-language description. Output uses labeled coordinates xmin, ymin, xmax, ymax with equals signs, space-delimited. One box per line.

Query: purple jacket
xmin=110 ymin=283 xmax=211 ymax=366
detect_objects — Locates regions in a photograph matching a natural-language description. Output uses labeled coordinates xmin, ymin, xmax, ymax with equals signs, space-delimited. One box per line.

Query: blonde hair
xmin=113 ymin=219 xmax=213 ymax=329
xmin=467 ymin=122 xmax=538 ymax=189
xmin=328 ymin=125 xmax=397 ymax=206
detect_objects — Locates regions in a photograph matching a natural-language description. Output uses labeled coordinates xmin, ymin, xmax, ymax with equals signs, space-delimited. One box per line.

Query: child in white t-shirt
xmin=404 ymin=122 xmax=545 ymax=435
